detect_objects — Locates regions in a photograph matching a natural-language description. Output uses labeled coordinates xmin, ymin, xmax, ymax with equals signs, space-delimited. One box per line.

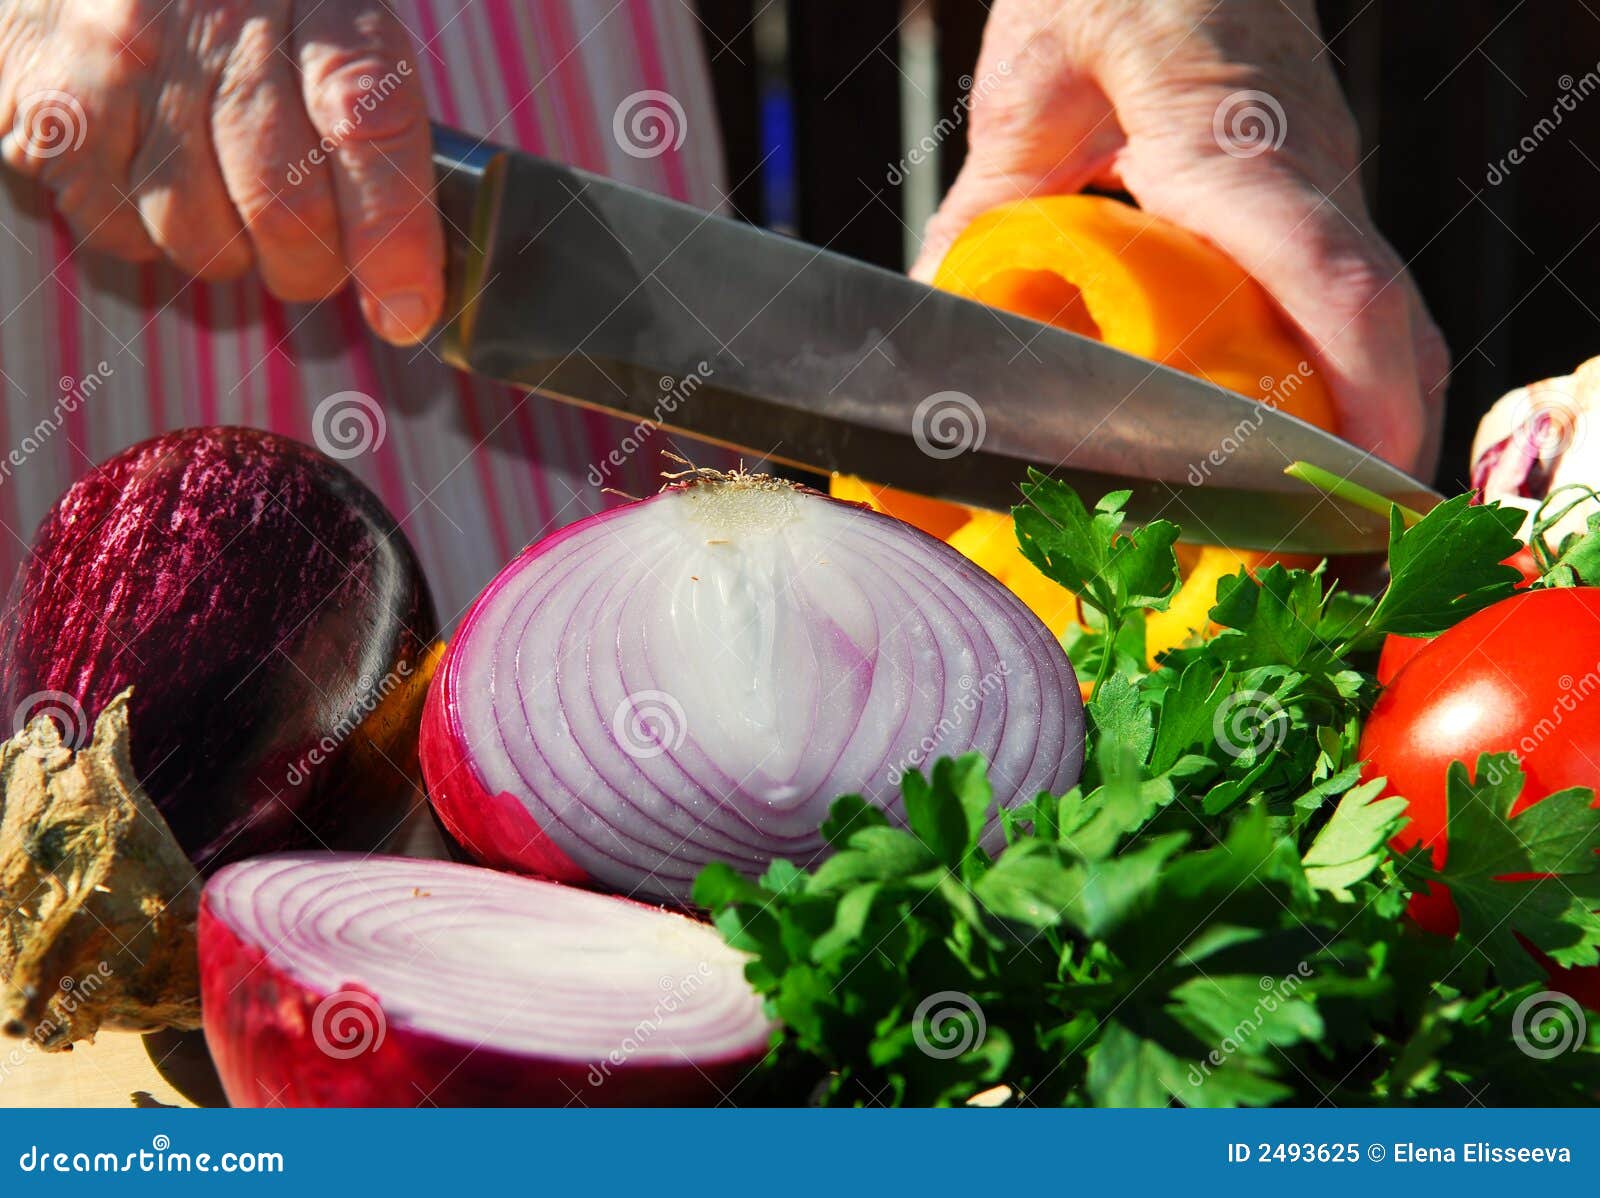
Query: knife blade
xmin=431 ymin=126 xmax=1441 ymax=552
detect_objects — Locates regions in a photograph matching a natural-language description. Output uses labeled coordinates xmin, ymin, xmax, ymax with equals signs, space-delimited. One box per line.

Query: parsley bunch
xmin=696 ymin=476 xmax=1600 ymax=1106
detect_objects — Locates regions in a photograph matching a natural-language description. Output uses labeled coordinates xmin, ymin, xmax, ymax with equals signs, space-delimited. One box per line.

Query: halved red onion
xmin=421 ymin=473 xmax=1083 ymax=903
xmin=200 ymin=854 xmax=772 ymax=1107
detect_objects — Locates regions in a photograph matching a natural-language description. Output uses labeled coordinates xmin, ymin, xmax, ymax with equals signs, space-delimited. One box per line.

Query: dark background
xmin=695 ymin=2 xmax=1600 ymax=491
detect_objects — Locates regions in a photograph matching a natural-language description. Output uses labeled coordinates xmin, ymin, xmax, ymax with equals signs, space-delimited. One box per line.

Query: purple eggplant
xmin=0 ymin=426 xmax=438 ymax=872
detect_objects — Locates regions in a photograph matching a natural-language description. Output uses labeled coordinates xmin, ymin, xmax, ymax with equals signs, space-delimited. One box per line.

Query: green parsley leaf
xmin=1367 ymin=495 xmax=1523 ymax=635
xmin=1302 ymin=779 xmax=1409 ymax=897
xmin=1409 ymin=755 xmax=1600 ymax=981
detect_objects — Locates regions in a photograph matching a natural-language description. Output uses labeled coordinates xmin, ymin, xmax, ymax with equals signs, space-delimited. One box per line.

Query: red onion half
xmin=421 ymin=472 xmax=1083 ymax=903
xmin=200 ymin=853 xmax=773 ymax=1107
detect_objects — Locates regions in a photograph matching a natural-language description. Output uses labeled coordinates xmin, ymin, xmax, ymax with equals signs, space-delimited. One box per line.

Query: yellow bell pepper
xmin=834 ymin=195 xmax=1337 ymax=666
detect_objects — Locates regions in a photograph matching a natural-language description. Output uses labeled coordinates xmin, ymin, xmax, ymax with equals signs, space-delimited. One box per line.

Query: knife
xmin=430 ymin=125 xmax=1441 ymax=553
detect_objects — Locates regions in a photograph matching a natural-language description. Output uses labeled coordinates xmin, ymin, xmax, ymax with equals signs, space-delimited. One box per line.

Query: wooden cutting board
xmin=0 ymin=1029 xmax=223 ymax=1109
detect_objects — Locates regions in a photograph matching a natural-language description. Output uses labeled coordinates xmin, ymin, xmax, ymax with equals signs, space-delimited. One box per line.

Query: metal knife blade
xmin=431 ymin=126 xmax=1441 ymax=552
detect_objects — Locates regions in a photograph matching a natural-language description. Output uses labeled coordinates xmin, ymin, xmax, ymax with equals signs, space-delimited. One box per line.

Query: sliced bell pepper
xmin=835 ymin=195 xmax=1337 ymax=665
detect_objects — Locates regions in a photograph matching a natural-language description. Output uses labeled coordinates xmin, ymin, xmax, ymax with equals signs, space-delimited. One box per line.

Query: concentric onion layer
xmin=428 ymin=480 xmax=1084 ymax=902
xmin=200 ymin=854 xmax=772 ymax=1106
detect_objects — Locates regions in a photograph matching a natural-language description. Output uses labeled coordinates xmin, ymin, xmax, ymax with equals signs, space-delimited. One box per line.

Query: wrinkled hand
xmin=915 ymin=0 xmax=1448 ymax=473
xmin=0 ymin=0 xmax=441 ymax=345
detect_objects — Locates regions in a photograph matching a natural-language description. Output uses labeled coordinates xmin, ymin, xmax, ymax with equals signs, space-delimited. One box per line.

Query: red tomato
xmin=1359 ymin=586 xmax=1600 ymax=1004
xmin=1373 ymin=545 xmax=1543 ymax=687
xmin=1376 ymin=633 xmax=1429 ymax=686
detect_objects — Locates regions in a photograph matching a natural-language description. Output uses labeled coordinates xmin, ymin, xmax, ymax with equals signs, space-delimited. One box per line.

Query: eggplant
xmin=0 ymin=426 xmax=439 ymax=872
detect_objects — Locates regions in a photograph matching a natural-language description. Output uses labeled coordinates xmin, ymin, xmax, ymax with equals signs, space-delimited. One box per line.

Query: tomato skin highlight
xmin=1358 ymin=586 xmax=1600 ymax=1002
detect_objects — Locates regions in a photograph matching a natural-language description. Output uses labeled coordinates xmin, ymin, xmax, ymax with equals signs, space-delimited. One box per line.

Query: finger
xmin=48 ymin=170 xmax=160 ymax=260
xmin=130 ymin=90 xmax=253 ymax=281
xmin=1 ymin=83 xmax=156 ymax=260
xmin=909 ymin=85 xmax=1123 ymax=282
xmin=295 ymin=2 xmax=441 ymax=344
xmin=213 ymin=19 xmax=346 ymax=302
xmin=1121 ymin=153 xmax=1429 ymax=471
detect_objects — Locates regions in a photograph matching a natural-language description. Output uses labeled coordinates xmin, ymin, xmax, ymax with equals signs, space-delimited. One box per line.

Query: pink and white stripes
xmin=0 ymin=0 xmax=726 ymax=626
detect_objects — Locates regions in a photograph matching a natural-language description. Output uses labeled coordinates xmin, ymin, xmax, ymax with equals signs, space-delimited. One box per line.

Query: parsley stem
xmin=1091 ymin=615 xmax=1119 ymax=697
xmin=1284 ymin=462 xmax=1425 ymax=527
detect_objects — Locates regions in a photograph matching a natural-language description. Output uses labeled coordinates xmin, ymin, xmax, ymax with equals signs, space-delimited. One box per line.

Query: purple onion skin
xmin=0 ymin=427 xmax=438 ymax=871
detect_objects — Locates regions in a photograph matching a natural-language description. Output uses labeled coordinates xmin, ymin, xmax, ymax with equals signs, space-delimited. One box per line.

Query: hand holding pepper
xmin=913 ymin=0 xmax=1449 ymax=476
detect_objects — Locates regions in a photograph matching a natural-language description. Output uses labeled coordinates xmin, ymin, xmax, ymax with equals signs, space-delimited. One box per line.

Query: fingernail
xmin=373 ymin=292 xmax=432 ymax=343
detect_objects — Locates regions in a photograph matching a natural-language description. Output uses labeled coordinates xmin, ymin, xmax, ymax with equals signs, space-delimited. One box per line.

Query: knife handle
xmin=431 ymin=124 xmax=505 ymax=357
